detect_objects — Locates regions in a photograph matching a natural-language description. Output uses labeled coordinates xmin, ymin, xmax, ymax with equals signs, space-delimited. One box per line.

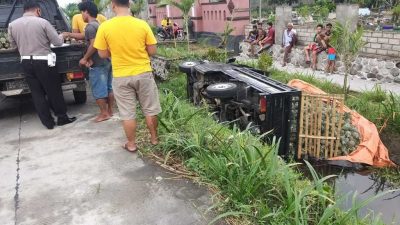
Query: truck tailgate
xmin=0 ymin=44 xmax=84 ymax=79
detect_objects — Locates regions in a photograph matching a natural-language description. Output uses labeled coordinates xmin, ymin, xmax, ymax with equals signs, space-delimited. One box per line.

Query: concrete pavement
xmin=0 ymin=92 xmax=213 ymax=225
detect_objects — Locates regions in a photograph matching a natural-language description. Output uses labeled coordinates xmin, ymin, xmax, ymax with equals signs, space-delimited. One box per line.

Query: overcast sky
xmin=58 ymin=0 xmax=78 ymax=8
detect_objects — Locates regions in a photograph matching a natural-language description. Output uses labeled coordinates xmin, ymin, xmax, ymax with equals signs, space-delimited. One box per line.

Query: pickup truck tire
xmin=73 ymin=90 xmax=87 ymax=104
xmin=206 ymin=82 xmax=238 ymax=99
xmin=179 ymin=61 xmax=198 ymax=74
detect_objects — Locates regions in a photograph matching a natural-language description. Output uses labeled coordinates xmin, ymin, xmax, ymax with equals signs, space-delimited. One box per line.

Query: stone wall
xmin=245 ymin=24 xmax=400 ymax=58
xmin=238 ymin=42 xmax=400 ymax=84
xmin=295 ymin=26 xmax=400 ymax=58
xmin=151 ymin=56 xmax=173 ymax=81
xmin=269 ymin=45 xmax=400 ymax=84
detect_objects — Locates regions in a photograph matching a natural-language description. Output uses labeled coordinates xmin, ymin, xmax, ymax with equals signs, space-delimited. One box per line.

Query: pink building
xmin=148 ymin=0 xmax=250 ymax=37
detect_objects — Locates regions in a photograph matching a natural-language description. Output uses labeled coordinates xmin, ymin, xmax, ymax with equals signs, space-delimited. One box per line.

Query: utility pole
xmin=259 ymin=0 xmax=262 ymax=20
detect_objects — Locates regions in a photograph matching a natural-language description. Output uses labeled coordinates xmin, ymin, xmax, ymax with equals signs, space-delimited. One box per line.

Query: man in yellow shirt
xmin=160 ymin=15 xmax=172 ymax=37
xmin=70 ymin=0 xmax=107 ymax=40
xmin=94 ymin=0 xmax=160 ymax=152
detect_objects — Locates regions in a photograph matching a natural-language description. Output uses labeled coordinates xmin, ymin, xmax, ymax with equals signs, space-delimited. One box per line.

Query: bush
xmin=257 ymin=52 xmax=273 ymax=73
xmin=205 ymin=48 xmax=226 ymax=62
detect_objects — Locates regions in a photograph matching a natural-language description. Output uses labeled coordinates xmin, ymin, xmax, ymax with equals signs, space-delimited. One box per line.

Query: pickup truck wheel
xmin=206 ymin=83 xmax=238 ymax=99
xmin=73 ymin=90 xmax=87 ymax=104
xmin=179 ymin=61 xmax=198 ymax=74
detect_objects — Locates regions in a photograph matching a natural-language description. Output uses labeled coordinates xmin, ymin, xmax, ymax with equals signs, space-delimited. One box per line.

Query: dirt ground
xmin=380 ymin=131 xmax=400 ymax=165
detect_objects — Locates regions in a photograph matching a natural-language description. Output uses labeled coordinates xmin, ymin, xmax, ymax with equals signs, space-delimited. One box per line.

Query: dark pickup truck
xmin=0 ymin=0 xmax=87 ymax=103
xmin=179 ymin=60 xmax=301 ymax=157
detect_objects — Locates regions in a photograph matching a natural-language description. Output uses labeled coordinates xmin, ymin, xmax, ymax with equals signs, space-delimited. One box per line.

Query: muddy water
xmin=311 ymin=164 xmax=400 ymax=224
xmin=335 ymin=172 xmax=400 ymax=224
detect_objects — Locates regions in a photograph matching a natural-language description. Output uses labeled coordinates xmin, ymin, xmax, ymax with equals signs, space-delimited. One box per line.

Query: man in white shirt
xmin=281 ymin=23 xmax=297 ymax=67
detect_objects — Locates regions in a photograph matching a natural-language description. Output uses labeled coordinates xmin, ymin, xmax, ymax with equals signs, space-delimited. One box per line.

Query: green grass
xmin=157 ymin=44 xmax=227 ymax=62
xmin=144 ymin=71 xmax=397 ymax=224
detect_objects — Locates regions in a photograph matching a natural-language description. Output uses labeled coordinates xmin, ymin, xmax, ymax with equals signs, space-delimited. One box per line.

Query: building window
xmin=223 ymin=10 xmax=226 ymax=20
xmin=211 ymin=11 xmax=213 ymax=20
xmin=207 ymin=11 xmax=209 ymax=20
xmin=204 ymin=11 xmax=206 ymax=19
xmin=219 ymin=10 xmax=221 ymax=20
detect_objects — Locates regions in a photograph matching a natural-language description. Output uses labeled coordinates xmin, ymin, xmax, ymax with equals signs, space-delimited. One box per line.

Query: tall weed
xmin=153 ymin=86 xmax=391 ymax=224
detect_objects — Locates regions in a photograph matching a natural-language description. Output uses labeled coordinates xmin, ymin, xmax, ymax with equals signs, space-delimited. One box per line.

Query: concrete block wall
xmin=361 ymin=32 xmax=400 ymax=57
xmin=280 ymin=25 xmax=400 ymax=58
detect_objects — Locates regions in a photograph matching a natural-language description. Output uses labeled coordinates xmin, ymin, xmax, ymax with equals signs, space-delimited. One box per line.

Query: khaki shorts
xmin=112 ymin=72 xmax=162 ymax=120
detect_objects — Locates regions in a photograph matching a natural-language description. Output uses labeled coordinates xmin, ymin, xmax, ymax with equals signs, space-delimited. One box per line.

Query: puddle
xmin=309 ymin=163 xmax=400 ymax=224
xmin=334 ymin=172 xmax=400 ymax=224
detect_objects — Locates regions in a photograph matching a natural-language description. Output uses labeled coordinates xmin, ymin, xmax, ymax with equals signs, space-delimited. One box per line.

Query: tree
xmin=330 ymin=21 xmax=366 ymax=98
xmin=93 ymin=0 xmax=111 ymax=14
xmin=63 ymin=3 xmax=79 ymax=20
xmin=131 ymin=0 xmax=146 ymax=18
xmin=158 ymin=0 xmax=195 ymax=51
xmin=393 ymin=4 xmax=400 ymax=24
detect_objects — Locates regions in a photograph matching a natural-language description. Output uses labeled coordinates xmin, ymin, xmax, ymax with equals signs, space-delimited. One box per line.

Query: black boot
xmin=57 ymin=115 xmax=77 ymax=126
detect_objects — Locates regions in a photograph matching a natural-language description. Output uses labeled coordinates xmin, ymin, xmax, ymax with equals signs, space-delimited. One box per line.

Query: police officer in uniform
xmin=8 ymin=0 xmax=76 ymax=129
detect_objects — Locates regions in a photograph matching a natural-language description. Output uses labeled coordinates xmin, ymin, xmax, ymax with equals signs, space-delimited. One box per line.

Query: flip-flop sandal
xmin=123 ymin=143 xmax=138 ymax=153
xmin=306 ymin=60 xmax=311 ymax=64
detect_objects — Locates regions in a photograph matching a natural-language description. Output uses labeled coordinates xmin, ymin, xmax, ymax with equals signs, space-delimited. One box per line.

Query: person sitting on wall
xmin=249 ymin=28 xmax=266 ymax=56
xmin=258 ymin=22 xmax=275 ymax=54
xmin=282 ymin=23 xmax=297 ymax=67
xmin=304 ymin=24 xmax=327 ymax=70
xmin=245 ymin=25 xmax=258 ymax=43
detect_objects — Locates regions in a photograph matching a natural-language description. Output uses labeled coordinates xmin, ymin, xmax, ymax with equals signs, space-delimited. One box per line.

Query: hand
xmin=86 ymin=59 xmax=94 ymax=67
xmin=61 ymin=32 xmax=70 ymax=39
xmin=79 ymin=58 xmax=88 ymax=67
xmin=80 ymin=58 xmax=93 ymax=68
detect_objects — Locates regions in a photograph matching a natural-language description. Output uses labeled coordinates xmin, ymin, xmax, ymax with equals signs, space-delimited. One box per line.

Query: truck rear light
xmin=67 ymin=72 xmax=84 ymax=80
xmin=259 ymin=96 xmax=267 ymax=113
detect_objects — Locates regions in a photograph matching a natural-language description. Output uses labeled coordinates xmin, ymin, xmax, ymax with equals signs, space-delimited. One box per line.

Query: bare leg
xmin=304 ymin=46 xmax=310 ymax=62
xmin=123 ymin=119 xmax=137 ymax=151
xmin=312 ymin=51 xmax=317 ymax=70
xmin=95 ymin=99 xmax=111 ymax=122
xmin=330 ymin=61 xmax=335 ymax=73
xmin=325 ymin=61 xmax=330 ymax=73
xmin=107 ymin=92 xmax=115 ymax=116
xmin=145 ymin=115 xmax=159 ymax=145
xmin=283 ymin=46 xmax=291 ymax=66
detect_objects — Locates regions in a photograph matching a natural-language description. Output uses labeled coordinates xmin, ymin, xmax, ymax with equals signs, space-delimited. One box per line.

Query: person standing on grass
xmin=66 ymin=1 xmax=114 ymax=122
xmin=282 ymin=23 xmax=297 ymax=67
xmin=94 ymin=0 xmax=161 ymax=152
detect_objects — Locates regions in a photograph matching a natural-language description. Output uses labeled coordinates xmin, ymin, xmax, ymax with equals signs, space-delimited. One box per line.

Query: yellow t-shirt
xmin=161 ymin=19 xmax=167 ymax=27
xmin=94 ymin=16 xmax=157 ymax=77
xmin=72 ymin=14 xmax=107 ymax=33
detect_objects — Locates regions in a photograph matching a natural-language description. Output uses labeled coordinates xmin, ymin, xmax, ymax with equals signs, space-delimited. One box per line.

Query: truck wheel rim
xmin=183 ymin=62 xmax=196 ymax=67
xmin=213 ymin=84 xmax=233 ymax=89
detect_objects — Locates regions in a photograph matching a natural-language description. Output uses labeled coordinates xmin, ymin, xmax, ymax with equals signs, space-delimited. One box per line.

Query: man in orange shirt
xmin=94 ymin=0 xmax=160 ymax=152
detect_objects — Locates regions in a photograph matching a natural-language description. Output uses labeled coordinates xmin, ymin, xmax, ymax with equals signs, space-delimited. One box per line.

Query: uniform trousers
xmin=21 ymin=60 xmax=67 ymax=127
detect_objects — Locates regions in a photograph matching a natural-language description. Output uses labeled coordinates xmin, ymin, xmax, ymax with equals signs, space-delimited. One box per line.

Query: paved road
xmin=0 ymin=91 xmax=212 ymax=225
